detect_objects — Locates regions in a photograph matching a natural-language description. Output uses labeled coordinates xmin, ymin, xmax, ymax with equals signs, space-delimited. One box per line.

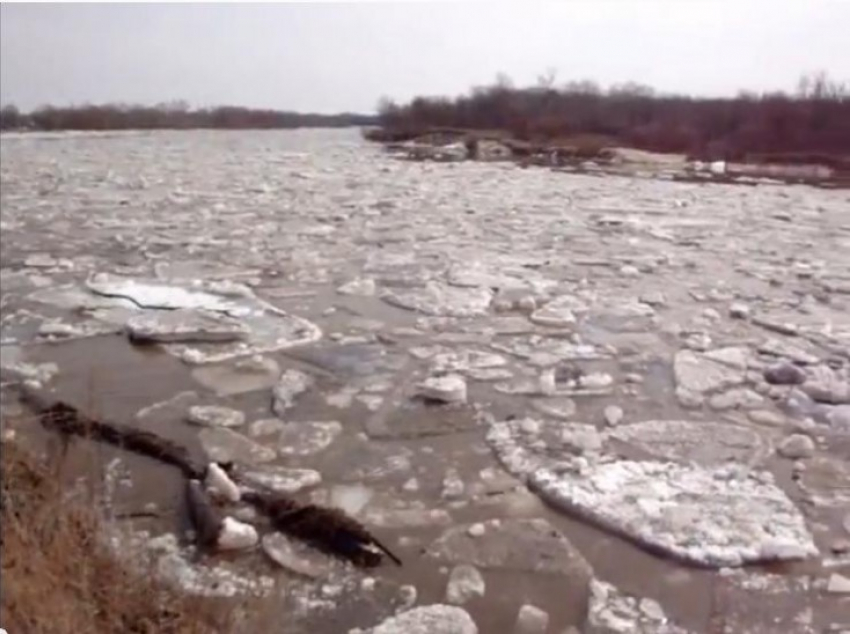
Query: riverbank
xmin=364 ymin=126 xmax=850 ymax=189
xmin=0 ymin=435 xmax=234 ymax=634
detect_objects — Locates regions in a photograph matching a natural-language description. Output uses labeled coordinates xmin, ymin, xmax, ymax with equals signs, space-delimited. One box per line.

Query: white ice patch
xmin=487 ymin=418 xmax=816 ymax=568
xmin=416 ymin=374 xmax=468 ymax=403
xmin=275 ymin=421 xmax=343 ymax=456
xmin=134 ymin=532 xmax=272 ymax=598
xmin=330 ymin=483 xmax=374 ymax=516
xmin=608 ymin=419 xmax=766 ymax=466
xmin=529 ymin=294 xmax=590 ymax=328
xmin=0 ymin=356 xmax=59 ymax=386
xmin=30 ymin=275 xmax=321 ymax=364
xmin=192 ymin=356 xmax=280 ymax=396
xmin=446 ymin=261 xmax=534 ymax=291
xmin=491 ymin=336 xmax=605 ymax=366
xmin=262 ymin=532 xmax=334 ymax=578
xmin=531 ymin=462 xmax=816 ymax=568
xmin=204 ymin=462 xmax=242 ymax=502
xmin=187 ymin=405 xmax=246 ymax=428
xmin=240 ymin=466 xmax=322 ymax=494
xmin=216 ymin=517 xmax=259 ymax=551
xmin=587 ymin=580 xmax=693 ymax=633
xmin=363 ymin=502 xmax=452 ymax=529
xmin=367 ymin=605 xmax=478 ymax=634
xmin=198 ymin=427 xmax=277 ymax=464
xmin=445 ymin=565 xmax=486 ymax=605
xmin=337 ymin=277 xmax=377 ymax=296
xmin=87 ymin=275 xmax=248 ymax=315
xmin=382 ymin=282 xmax=493 ymax=317
xmin=126 ymin=309 xmax=250 ymax=343
xmin=532 ymin=397 xmax=577 ymax=420
xmin=429 ymin=349 xmax=508 ymax=374
xmin=674 ymin=348 xmax=748 ymax=395
xmin=271 ymin=369 xmax=313 ymax=415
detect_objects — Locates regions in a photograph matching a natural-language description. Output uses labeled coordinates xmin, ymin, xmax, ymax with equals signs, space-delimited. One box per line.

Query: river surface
xmin=1 ymin=129 xmax=849 ymax=633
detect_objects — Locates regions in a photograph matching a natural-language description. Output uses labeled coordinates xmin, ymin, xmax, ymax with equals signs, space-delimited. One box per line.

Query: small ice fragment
xmin=467 ymin=523 xmax=486 ymax=538
xmin=204 ymin=463 xmax=241 ymax=502
xmin=416 ymin=374 xmax=467 ymax=403
xmin=216 ymin=517 xmax=258 ymax=551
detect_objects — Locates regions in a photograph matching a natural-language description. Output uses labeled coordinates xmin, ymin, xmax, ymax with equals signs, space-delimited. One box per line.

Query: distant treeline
xmin=0 ymin=102 xmax=376 ymax=131
xmin=374 ymin=72 xmax=850 ymax=161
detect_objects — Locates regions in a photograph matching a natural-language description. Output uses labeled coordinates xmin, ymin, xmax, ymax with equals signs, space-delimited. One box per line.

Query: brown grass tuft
xmin=1 ymin=438 xmax=232 ymax=634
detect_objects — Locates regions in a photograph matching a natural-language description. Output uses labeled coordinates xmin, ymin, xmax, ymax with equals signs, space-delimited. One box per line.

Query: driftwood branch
xmin=25 ymin=394 xmax=402 ymax=568
xmin=243 ymin=490 xmax=402 ymax=567
xmin=37 ymin=401 xmax=204 ymax=479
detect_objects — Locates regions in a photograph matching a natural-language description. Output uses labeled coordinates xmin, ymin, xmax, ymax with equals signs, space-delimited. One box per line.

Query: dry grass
xmin=0 ymin=437 xmax=233 ymax=634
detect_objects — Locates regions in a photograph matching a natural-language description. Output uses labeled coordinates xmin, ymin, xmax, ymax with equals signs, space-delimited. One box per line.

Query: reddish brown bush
xmin=375 ymin=72 xmax=850 ymax=162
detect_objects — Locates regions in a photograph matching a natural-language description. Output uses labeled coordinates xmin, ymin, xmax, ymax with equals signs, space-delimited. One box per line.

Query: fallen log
xmin=243 ymin=490 xmax=402 ymax=567
xmin=37 ymin=401 xmax=204 ymax=479
xmin=24 ymin=395 xmax=402 ymax=567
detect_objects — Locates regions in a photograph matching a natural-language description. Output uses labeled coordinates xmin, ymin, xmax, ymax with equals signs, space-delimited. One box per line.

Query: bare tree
xmin=536 ymin=67 xmax=558 ymax=90
xmin=797 ymin=71 xmax=849 ymax=100
xmin=0 ymin=104 xmax=22 ymax=129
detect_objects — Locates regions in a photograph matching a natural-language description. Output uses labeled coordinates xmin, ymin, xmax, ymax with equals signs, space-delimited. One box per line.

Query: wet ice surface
xmin=2 ymin=129 xmax=850 ymax=633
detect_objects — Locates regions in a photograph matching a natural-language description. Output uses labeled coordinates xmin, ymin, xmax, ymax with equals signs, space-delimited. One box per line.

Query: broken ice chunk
xmin=204 ymin=462 xmax=241 ymax=502
xmin=262 ymin=533 xmax=333 ymax=578
xmin=240 ymin=466 xmax=322 ymax=494
xmin=198 ymin=428 xmax=276 ymax=464
xmin=187 ymin=405 xmax=246 ymax=428
xmin=216 ymin=517 xmax=258 ymax=551
xmin=446 ymin=564 xmax=486 ymax=605
xmin=416 ymin=374 xmax=468 ymax=404
xmin=126 ymin=309 xmax=250 ymax=344
xmin=337 ymin=278 xmax=377 ymax=296
xmin=271 ymin=369 xmax=313 ymax=415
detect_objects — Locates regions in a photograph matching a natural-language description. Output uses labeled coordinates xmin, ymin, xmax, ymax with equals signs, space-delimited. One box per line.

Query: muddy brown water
xmin=12 ymin=334 xmax=717 ymax=633
xmin=2 ymin=129 xmax=848 ymax=633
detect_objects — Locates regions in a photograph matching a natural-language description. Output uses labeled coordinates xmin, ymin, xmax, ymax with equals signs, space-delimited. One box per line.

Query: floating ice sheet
xmin=382 ymin=282 xmax=493 ymax=317
xmin=530 ymin=461 xmax=817 ymax=567
xmin=487 ymin=418 xmax=817 ymax=567
xmin=29 ymin=275 xmax=321 ymax=363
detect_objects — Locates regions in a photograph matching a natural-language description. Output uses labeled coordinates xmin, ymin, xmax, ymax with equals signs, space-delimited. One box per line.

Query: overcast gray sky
xmin=1 ymin=2 xmax=848 ymax=112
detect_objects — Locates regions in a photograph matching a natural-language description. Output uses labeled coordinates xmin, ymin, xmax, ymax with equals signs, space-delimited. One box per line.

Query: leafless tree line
xmin=0 ymin=101 xmax=375 ymax=131
xmin=374 ymin=72 xmax=850 ymax=161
